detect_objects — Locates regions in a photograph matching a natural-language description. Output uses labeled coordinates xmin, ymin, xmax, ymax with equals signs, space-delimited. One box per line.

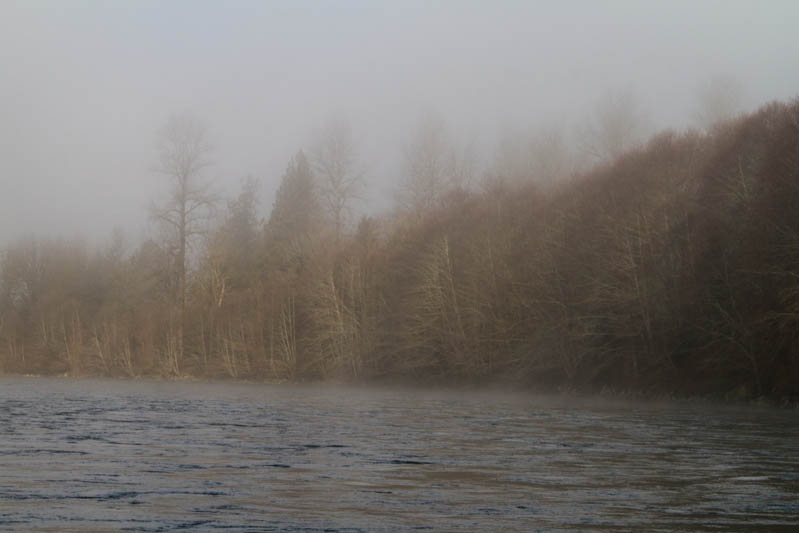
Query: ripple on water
xmin=1 ymin=377 xmax=798 ymax=532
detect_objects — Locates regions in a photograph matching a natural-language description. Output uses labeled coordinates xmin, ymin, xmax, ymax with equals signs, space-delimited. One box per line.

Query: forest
xmin=1 ymin=98 xmax=798 ymax=402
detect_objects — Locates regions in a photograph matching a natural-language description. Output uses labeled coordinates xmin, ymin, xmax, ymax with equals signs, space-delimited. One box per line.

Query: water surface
xmin=0 ymin=377 xmax=797 ymax=531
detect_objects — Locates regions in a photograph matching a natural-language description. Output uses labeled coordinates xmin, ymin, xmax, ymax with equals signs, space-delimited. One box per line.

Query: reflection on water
xmin=0 ymin=377 xmax=797 ymax=531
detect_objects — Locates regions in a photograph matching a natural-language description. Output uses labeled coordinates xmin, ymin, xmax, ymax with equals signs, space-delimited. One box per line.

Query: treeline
xmin=1 ymin=99 xmax=798 ymax=400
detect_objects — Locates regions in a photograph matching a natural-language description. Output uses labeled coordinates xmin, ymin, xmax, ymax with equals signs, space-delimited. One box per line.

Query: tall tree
xmin=312 ymin=118 xmax=364 ymax=241
xmin=579 ymin=87 xmax=648 ymax=162
xmin=267 ymin=150 xmax=318 ymax=271
xmin=529 ymin=125 xmax=573 ymax=185
xmin=694 ymin=74 xmax=744 ymax=131
xmin=150 ymin=112 xmax=217 ymax=375
xmin=220 ymin=176 xmax=260 ymax=287
xmin=397 ymin=113 xmax=469 ymax=214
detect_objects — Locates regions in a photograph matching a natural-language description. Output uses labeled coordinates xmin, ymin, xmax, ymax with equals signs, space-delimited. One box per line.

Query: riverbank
xmin=2 ymin=100 xmax=799 ymax=402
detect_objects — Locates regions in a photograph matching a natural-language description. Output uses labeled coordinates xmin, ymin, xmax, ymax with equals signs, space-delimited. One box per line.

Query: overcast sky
xmin=1 ymin=0 xmax=798 ymax=247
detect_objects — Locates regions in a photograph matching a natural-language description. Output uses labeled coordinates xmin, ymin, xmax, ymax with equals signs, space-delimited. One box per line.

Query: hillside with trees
xmin=1 ymin=99 xmax=798 ymax=401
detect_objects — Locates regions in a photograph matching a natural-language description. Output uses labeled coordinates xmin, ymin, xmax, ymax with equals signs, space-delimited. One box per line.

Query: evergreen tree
xmin=266 ymin=150 xmax=318 ymax=272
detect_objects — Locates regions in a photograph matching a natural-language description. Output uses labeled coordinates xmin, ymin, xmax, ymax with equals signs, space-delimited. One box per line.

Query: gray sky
xmin=1 ymin=0 xmax=798 ymax=247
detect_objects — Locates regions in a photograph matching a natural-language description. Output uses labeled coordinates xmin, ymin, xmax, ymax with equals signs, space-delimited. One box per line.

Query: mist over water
xmin=1 ymin=378 xmax=797 ymax=531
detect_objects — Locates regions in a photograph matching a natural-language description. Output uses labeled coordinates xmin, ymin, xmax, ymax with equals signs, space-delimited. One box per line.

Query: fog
xmin=2 ymin=0 xmax=798 ymax=246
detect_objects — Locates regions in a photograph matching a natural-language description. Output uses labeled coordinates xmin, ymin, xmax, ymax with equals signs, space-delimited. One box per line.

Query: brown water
xmin=0 ymin=377 xmax=797 ymax=532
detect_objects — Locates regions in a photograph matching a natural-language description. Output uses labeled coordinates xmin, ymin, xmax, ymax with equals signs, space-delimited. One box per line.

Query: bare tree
xmin=150 ymin=112 xmax=217 ymax=375
xmin=397 ymin=113 xmax=449 ymax=213
xmin=579 ymin=87 xmax=648 ymax=162
xmin=529 ymin=125 xmax=573 ymax=185
xmin=311 ymin=118 xmax=364 ymax=240
xmin=490 ymin=122 xmax=575 ymax=187
xmin=446 ymin=135 xmax=477 ymax=190
xmin=397 ymin=112 xmax=473 ymax=214
xmin=694 ymin=73 xmax=744 ymax=131
xmin=491 ymin=126 xmax=529 ymax=185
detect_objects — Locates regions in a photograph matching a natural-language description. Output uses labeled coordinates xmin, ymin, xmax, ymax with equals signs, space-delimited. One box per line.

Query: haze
xmin=1 ymin=0 xmax=798 ymax=246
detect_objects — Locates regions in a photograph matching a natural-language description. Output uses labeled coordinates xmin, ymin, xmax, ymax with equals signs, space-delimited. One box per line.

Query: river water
xmin=0 ymin=377 xmax=797 ymax=532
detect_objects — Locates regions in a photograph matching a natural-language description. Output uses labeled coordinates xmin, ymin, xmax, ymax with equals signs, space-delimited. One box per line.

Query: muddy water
xmin=0 ymin=377 xmax=797 ymax=531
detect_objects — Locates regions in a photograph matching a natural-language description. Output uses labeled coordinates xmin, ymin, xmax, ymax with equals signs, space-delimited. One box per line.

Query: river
xmin=0 ymin=377 xmax=797 ymax=531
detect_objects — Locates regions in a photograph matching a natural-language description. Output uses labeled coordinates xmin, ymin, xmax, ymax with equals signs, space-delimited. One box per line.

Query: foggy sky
xmin=2 ymin=0 xmax=798 ymax=248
